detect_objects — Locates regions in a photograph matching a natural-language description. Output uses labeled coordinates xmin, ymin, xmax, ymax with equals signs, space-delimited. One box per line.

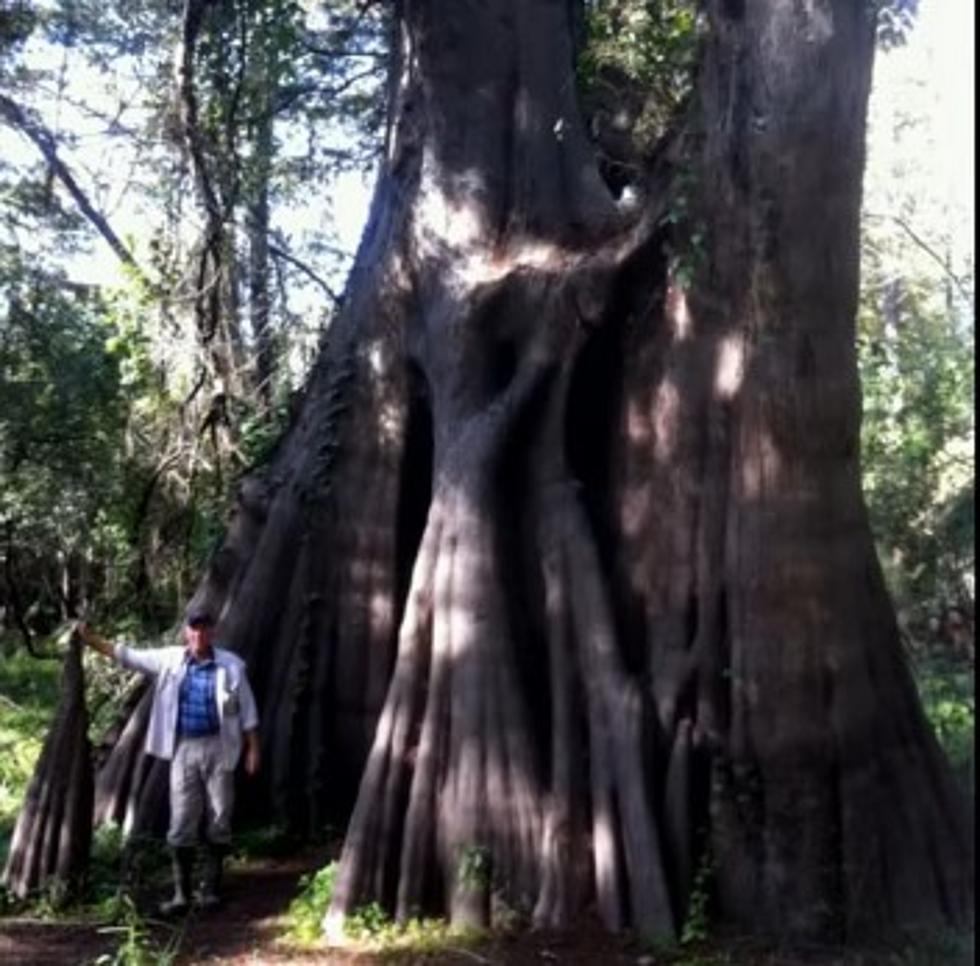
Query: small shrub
xmin=913 ymin=651 xmax=975 ymax=789
xmin=284 ymin=860 xmax=482 ymax=956
xmin=94 ymin=893 xmax=182 ymax=966
xmin=681 ymin=847 xmax=715 ymax=946
xmin=285 ymin=860 xmax=339 ymax=943
xmin=344 ymin=900 xmax=390 ymax=940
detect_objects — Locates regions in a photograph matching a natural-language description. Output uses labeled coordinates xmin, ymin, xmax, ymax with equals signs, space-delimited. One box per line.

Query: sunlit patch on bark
xmin=739 ymin=427 xmax=782 ymax=499
xmin=653 ymin=377 xmax=680 ymax=464
xmin=666 ymin=281 xmax=693 ymax=341
xmin=714 ymin=333 xmax=745 ymax=399
xmin=626 ymin=398 xmax=651 ymax=445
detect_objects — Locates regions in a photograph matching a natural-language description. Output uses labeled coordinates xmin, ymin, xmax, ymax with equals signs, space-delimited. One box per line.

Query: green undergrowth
xmin=284 ymin=860 xmax=485 ymax=956
xmin=0 ymin=811 xmax=180 ymax=963
xmin=911 ymin=649 xmax=975 ymax=791
xmin=91 ymin=893 xmax=183 ymax=966
xmin=284 ymin=861 xmax=338 ymax=943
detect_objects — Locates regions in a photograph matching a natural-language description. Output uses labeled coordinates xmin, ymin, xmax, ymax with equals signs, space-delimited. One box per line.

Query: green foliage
xmin=859 ymin=18 xmax=974 ymax=650
xmin=912 ymin=651 xmax=975 ymax=788
xmin=94 ymin=893 xmax=182 ymax=966
xmin=343 ymin=900 xmax=390 ymax=940
xmin=858 ymin=280 xmax=974 ymax=630
xmin=0 ymin=256 xmax=127 ymax=625
xmin=680 ymin=845 xmax=714 ymax=946
xmin=0 ymin=0 xmax=389 ymax=646
xmin=285 ymin=860 xmax=339 ymax=943
xmin=284 ymin=859 xmax=482 ymax=954
xmin=0 ymin=1 xmax=36 ymax=52
xmin=579 ymin=0 xmax=700 ymax=150
xmin=88 ymin=821 xmax=126 ymax=903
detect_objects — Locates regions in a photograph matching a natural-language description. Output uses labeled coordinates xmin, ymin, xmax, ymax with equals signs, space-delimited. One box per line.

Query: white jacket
xmin=114 ymin=643 xmax=259 ymax=770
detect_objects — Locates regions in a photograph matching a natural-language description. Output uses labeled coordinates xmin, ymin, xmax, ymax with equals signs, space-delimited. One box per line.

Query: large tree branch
xmin=269 ymin=242 xmax=342 ymax=304
xmin=272 ymin=65 xmax=385 ymax=117
xmin=0 ymin=92 xmax=144 ymax=275
xmin=864 ymin=211 xmax=973 ymax=304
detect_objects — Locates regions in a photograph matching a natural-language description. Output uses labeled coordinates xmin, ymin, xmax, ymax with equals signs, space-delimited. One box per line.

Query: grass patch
xmin=92 ymin=893 xmax=184 ymax=966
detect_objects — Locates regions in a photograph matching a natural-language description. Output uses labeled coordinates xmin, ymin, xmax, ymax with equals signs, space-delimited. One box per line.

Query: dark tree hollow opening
xmin=395 ymin=361 xmax=435 ymax=623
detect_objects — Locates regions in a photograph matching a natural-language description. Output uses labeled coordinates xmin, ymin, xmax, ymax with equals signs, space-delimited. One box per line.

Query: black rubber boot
xmin=159 ymin=847 xmax=194 ymax=916
xmin=197 ymin=842 xmax=228 ymax=910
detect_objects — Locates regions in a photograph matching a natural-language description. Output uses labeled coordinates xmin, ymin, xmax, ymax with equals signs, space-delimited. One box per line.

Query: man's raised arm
xmin=74 ymin=621 xmax=168 ymax=676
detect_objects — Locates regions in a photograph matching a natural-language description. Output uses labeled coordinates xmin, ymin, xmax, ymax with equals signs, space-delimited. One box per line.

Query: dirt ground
xmin=0 ymin=850 xmax=642 ymax=965
xmin=0 ymin=851 xmax=971 ymax=965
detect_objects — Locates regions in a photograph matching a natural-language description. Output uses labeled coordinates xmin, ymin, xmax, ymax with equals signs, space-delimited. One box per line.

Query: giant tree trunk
xmin=90 ymin=0 xmax=971 ymax=946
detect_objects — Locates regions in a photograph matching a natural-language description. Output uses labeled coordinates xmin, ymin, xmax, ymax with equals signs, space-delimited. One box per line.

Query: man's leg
xmin=162 ymin=740 xmax=204 ymax=915
xmin=198 ymin=737 xmax=234 ymax=908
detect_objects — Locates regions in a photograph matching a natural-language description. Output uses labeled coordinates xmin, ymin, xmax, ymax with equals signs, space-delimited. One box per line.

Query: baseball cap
xmin=186 ymin=608 xmax=216 ymax=628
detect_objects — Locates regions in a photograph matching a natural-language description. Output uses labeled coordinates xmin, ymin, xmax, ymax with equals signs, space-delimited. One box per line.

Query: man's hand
xmin=74 ymin=621 xmax=115 ymax=659
xmin=243 ymin=731 xmax=261 ymax=776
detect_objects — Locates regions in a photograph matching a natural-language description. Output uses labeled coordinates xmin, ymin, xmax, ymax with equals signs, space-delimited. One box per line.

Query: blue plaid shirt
xmin=177 ymin=656 xmax=220 ymax=738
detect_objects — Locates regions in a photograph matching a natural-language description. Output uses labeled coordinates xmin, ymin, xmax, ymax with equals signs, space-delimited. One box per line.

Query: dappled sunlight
xmin=360 ymin=336 xmax=408 ymax=448
xmin=445 ymin=500 xmax=487 ymax=664
xmin=714 ymin=333 xmax=745 ymax=400
xmin=620 ymin=485 xmax=650 ymax=540
xmin=412 ymin=158 xmax=587 ymax=296
xmin=415 ymin=162 xmax=488 ymax=254
xmin=665 ymin=281 xmax=693 ymax=342
xmin=652 ymin=377 xmax=680 ymax=465
xmin=378 ymin=399 xmax=406 ymax=447
xmin=740 ymin=427 xmax=783 ymax=500
xmin=592 ymin=801 xmax=618 ymax=918
xmin=626 ymin=398 xmax=651 ymax=445
xmin=367 ymin=339 xmax=387 ymax=376
xmin=370 ymin=587 xmax=394 ymax=642
xmin=322 ymin=907 xmax=349 ymax=945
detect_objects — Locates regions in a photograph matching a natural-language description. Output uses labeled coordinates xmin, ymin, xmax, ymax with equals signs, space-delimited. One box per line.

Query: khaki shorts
xmin=167 ymin=734 xmax=234 ymax=848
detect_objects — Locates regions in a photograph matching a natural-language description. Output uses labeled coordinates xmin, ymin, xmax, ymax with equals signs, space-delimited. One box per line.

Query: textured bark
xmin=83 ymin=0 xmax=972 ymax=946
xmin=604 ymin=0 xmax=974 ymax=941
xmin=2 ymin=636 xmax=93 ymax=901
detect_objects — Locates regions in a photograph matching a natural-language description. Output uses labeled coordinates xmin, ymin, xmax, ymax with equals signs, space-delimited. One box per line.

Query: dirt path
xmin=0 ymin=849 xmax=337 ymax=965
xmin=0 ymin=851 xmax=637 ymax=965
xmin=2 ymin=854 xmax=968 ymax=965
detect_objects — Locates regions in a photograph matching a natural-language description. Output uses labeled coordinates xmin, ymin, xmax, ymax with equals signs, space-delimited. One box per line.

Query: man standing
xmin=77 ymin=610 xmax=260 ymax=914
